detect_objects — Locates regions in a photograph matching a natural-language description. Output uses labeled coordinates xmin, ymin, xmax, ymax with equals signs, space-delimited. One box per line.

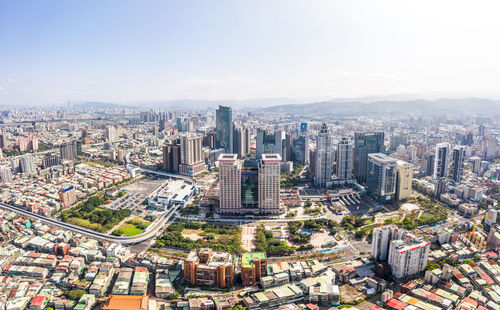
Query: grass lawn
xmin=113 ymin=218 xmax=151 ymax=236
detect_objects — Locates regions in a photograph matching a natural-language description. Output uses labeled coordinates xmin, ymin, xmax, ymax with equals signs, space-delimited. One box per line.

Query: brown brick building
xmin=184 ymin=248 xmax=234 ymax=289
xmin=240 ymin=252 xmax=267 ymax=286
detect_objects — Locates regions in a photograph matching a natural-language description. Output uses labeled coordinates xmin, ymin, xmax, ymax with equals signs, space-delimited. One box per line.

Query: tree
xmin=232 ymin=306 xmax=247 ymax=310
xmin=64 ymin=289 xmax=86 ymax=300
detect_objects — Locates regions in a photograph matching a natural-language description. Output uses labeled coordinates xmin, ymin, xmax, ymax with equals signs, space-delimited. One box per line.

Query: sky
xmin=1 ymin=0 xmax=500 ymax=106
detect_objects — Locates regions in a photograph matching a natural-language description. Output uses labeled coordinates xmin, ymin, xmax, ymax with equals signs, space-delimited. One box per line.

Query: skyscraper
xmin=105 ymin=125 xmax=116 ymax=142
xmin=336 ymin=138 xmax=353 ymax=180
xmin=0 ymin=127 xmax=7 ymax=150
xmin=178 ymin=134 xmax=206 ymax=176
xmin=233 ymin=126 xmax=250 ymax=158
xmin=256 ymin=129 xmax=284 ymax=160
xmin=258 ymin=154 xmax=281 ymax=215
xmin=433 ymin=143 xmax=450 ymax=179
xmin=0 ymin=165 xmax=12 ymax=184
xmin=216 ymin=105 xmax=233 ymax=153
xmin=20 ymin=154 xmax=35 ymax=174
xmin=372 ymin=224 xmax=402 ymax=261
xmin=218 ymin=153 xmax=281 ymax=216
xmin=366 ymin=153 xmax=397 ymax=202
xmin=60 ymin=141 xmax=78 ymax=160
xmin=388 ymin=233 xmax=430 ymax=279
xmin=292 ymin=135 xmax=309 ymax=165
xmin=423 ymin=153 xmax=435 ymax=176
xmin=43 ymin=154 xmax=61 ymax=169
xmin=218 ymin=154 xmax=242 ymax=215
xmin=314 ymin=123 xmax=334 ymax=188
xmin=162 ymin=140 xmax=181 ymax=174
xmin=396 ymin=160 xmax=413 ymax=201
xmin=434 ymin=177 xmax=447 ymax=199
xmin=450 ymin=145 xmax=466 ymax=182
xmin=353 ymin=132 xmax=385 ymax=184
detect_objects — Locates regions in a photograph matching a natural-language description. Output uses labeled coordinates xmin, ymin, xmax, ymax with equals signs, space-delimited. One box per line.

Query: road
xmin=0 ymin=164 xmax=192 ymax=244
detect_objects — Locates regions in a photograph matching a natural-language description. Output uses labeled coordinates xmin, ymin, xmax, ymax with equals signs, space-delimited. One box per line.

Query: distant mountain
xmin=72 ymin=101 xmax=133 ymax=109
xmin=260 ymin=98 xmax=500 ymax=116
xmin=126 ymin=98 xmax=306 ymax=110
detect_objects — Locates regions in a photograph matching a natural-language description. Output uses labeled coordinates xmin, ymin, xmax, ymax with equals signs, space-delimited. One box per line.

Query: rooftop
xmin=242 ymin=252 xmax=266 ymax=268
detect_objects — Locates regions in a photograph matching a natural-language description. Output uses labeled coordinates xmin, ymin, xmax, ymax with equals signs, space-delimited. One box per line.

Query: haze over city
xmin=2 ymin=0 xmax=500 ymax=106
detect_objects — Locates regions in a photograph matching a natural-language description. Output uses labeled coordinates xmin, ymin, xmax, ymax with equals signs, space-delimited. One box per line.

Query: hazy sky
xmin=1 ymin=0 xmax=500 ymax=106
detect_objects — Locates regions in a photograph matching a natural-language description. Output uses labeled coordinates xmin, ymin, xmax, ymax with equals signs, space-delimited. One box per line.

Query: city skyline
xmin=2 ymin=1 xmax=500 ymax=106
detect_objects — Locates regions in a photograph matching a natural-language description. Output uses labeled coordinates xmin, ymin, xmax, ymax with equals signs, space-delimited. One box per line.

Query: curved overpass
xmin=0 ymin=202 xmax=179 ymax=244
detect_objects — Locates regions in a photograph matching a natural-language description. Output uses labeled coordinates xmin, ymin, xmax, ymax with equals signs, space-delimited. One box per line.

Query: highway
xmin=0 ymin=163 xmax=193 ymax=244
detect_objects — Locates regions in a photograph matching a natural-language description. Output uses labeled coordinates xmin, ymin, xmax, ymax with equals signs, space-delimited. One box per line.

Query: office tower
xmin=292 ymin=135 xmax=309 ymax=165
xmin=314 ymin=123 xmax=334 ymax=188
xmin=233 ymin=126 xmax=250 ymax=158
xmin=396 ymin=160 xmax=413 ymax=201
xmin=159 ymin=119 xmax=169 ymax=132
xmin=152 ymin=125 xmax=159 ymax=136
xmin=183 ymin=248 xmax=235 ymax=289
xmin=0 ymin=165 xmax=12 ymax=183
xmin=216 ymin=105 xmax=233 ymax=153
xmin=256 ymin=129 xmax=284 ymax=160
xmin=366 ymin=153 xmax=397 ymax=202
xmin=353 ymin=132 xmax=385 ymax=184
xmin=434 ymin=177 xmax=447 ymax=199
xmin=105 ymin=125 xmax=116 ymax=142
xmin=336 ymin=138 xmax=353 ymax=180
xmin=203 ymin=130 xmax=217 ymax=149
xmin=372 ymin=224 xmax=402 ymax=261
xmin=300 ymin=122 xmax=308 ymax=133
xmin=218 ymin=153 xmax=281 ymax=215
xmin=76 ymin=141 xmax=82 ymax=156
xmin=218 ymin=154 xmax=242 ymax=214
xmin=423 ymin=153 xmax=435 ymax=176
xmin=60 ymin=141 xmax=77 ymax=160
xmin=433 ymin=143 xmax=450 ymax=179
xmin=162 ymin=141 xmax=181 ymax=174
xmin=285 ymin=133 xmax=293 ymax=163
xmin=258 ymin=154 xmax=282 ymax=215
xmin=471 ymin=156 xmax=481 ymax=174
xmin=389 ymin=134 xmax=408 ymax=151
xmin=20 ymin=154 xmax=35 ymax=174
xmin=479 ymin=124 xmax=486 ymax=137
xmin=0 ymin=127 xmax=7 ymax=149
xmin=43 ymin=154 xmax=61 ymax=169
xmin=388 ymin=234 xmax=430 ymax=279
xmin=178 ymin=134 xmax=205 ymax=176
xmin=465 ymin=131 xmax=474 ymax=146
xmin=450 ymin=145 xmax=466 ymax=182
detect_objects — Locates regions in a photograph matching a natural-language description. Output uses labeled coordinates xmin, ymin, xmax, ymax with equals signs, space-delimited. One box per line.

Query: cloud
xmin=0 ymin=86 xmax=5 ymax=91
xmin=7 ymin=78 xmax=20 ymax=83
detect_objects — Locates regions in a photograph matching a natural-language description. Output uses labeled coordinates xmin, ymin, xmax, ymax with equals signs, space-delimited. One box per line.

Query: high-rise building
xmin=256 ymin=129 xmax=284 ymax=160
xmin=336 ymin=138 xmax=353 ymax=180
xmin=478 ymin=124 xmax=486 ymax=137
xmin=486 ymin=208 xmax=498 ymax=227
xmin=433 ymin=143 xmax=450 ymax=179
xmin=258 ymin=154 xmax=281 ymax=215
xmin=471 ymin=156 xmax=482 ymax=174
xmin=371 ymin=224 xmax=402 ymax=261
xmin=423 ymin=153 xmax=435 ymax=176
xmin=59 ymin=186 xmax=77 ymax=208
xmin=0 ymin=165 xmax=12 ymax=184
xmin=434 ymin=177 xmax=447 ymax=199
xmin=396 ymin=160 xmax=413 ymax=201
xmin=450 ymin=145 xmax=466 ymax=182
xmin=216 ymin=105 xmax=233 ymax=153
xmin=218 ymin=153 xmax=282 ymax=216
xmin=178 ymin=134 xmax=206 ymax=176
xmin=162 ymin=141 xmax=181 ymax=174
xmin=203 ymin=130 xmax=216 ymax=149
xmin=159 ymin=119 xmax=169 ymax=132
xmin=0 ymin=127 xmax=7 ymax=149
xmin=388 ymin=233 xmax=430 ymax=279
xmin=291 ymin=135 xmax=309 ymax=165
xmin=105 ymin=125 xmax=116 ymax=142
xmin=60 ymin=141 xmax=78 ymax=160
xmin=218 ymin=154 xmax=242 ymax=214
xmin=233 ymin=126 xmax=250 ymax=158
xmin=367 ymin=153 xmax=397 ymax=203
xmin=20 ymin=154 xmax=35 ymax=174
xmin=353 ymin=132 xmax=385 ymax=184
xmin=314 ymin=123 xmax=334 ymax=188
xmin=43 ymin=154 xmax=61 ymax=169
